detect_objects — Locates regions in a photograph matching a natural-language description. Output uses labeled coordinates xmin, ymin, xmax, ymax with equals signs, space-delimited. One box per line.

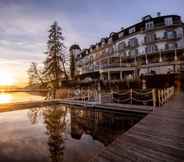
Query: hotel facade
xmin=70 ymin=14 xmax=184 ymax=81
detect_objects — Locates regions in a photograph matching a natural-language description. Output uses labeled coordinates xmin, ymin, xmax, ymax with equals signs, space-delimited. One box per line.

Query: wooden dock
xmin=0 ymin=99 xmax=153 ymax=114
xmin=90 ymin=93 xmax=184 ymax=162
xmin=59 ymin=99 xmax=153 ymax=114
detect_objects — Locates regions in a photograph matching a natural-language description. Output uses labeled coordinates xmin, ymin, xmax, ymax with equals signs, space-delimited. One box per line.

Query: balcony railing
xmin=143 ymin=35 xmax=182 ymax=45
xmin=144 ymin=22 xmax=182 ymax=33
xmin=79 ymin=59 xmax=184 ymax=75
xmin=77 ymin=46 xmax=184 ymax=71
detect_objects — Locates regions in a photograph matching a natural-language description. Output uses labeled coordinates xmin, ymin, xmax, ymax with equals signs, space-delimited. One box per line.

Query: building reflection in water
xmin=28 ymin=105 xmax=144 ymax=162
xmin=70 ymin=107 xmax=144 ymax=146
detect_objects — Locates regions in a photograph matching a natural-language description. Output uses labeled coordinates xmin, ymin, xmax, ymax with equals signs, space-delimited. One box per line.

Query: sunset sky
xmin=0 ymin=0 xmax=184 ymax=86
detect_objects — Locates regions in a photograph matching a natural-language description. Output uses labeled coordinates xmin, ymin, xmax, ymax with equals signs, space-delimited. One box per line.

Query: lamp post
xmin=98 ymin=81 xmax=102 ymax=104
xmin=159 ymin=50 xmax=162 ymax=63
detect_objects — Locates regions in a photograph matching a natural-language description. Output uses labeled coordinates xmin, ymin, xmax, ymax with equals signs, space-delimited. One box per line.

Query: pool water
xmin=0 ymin=105 xmax=144 ymax=162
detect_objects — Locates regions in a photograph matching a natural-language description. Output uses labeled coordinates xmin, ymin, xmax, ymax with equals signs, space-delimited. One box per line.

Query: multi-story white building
xmin=70 ymin=14 xmax=184 ymax=81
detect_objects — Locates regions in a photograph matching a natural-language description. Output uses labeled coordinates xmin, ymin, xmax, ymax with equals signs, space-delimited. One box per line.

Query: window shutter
xmin=173 ymin=31 xmax=177 ymax=38
xmin=144 ymin=36 xmax=146 ymax=44
xmin=165 ymin=44 xmax=168 ymax=50
xmin=154 ymin=34 xmax=156 ymax=40
xmin=175 ymin=43 xmax=178 ymax=48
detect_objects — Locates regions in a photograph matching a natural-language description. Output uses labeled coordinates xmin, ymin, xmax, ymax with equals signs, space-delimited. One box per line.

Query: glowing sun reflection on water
xmin=0 ymin=93 xmax=12 ymax=104
xmin=0 ymin=92 xmax=44 ymax=104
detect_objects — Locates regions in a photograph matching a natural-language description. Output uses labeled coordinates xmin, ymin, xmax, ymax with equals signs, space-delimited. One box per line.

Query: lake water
xmin=0 ymin=104 xmax=145 ymax=162
xmin=0 ymin=92 xmax=45 ymax=104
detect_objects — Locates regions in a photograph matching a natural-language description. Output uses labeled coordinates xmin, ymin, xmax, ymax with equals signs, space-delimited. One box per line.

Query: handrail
xmin=66 ymin=87 xmax=175 ymax=107
xmin=157 ymin=86 xmax=175 ymax=106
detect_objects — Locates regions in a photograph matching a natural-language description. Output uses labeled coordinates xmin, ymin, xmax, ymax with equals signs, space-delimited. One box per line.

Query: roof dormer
xmin=142 ymin=15 xmax=152 ymax=21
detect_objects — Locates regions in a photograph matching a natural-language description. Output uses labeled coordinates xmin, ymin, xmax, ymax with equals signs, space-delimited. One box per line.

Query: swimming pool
xmin=0 ymin=104 xmax=144 ymax=162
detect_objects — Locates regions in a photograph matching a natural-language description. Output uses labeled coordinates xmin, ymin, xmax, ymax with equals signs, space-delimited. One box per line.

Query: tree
xmin=70 ymin=53 xmax=75 ymax=80
xmin=27 ymin=62 xmax=44 ymax=86
xmin=44 ymin=21 xmax=68 ymax=88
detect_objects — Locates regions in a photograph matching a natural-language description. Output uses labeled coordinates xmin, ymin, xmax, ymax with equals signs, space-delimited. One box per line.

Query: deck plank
xmin=91 ymin=93 xmax=184 ymax=162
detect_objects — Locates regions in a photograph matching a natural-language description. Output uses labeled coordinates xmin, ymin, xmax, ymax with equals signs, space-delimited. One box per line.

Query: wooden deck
xmin=90 ymin=93 xmax=184 ymax=162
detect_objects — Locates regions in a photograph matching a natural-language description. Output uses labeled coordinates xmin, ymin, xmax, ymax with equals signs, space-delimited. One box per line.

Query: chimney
xmin=157 ymin=12 xmax=161 ymax=17
xmin=121 ymin=27 xmax=124 ymax=30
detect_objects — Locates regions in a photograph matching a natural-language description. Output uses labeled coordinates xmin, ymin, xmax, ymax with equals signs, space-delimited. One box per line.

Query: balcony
xmin=100 ymin=62 xmax=136 ymax=70
xmin=161 ymin=35 xmax=181 ymax=42
xmin=144 ymin=21 xmax=182 ymax=33
xmin=143 ymin=35 xmax=181 ymax=45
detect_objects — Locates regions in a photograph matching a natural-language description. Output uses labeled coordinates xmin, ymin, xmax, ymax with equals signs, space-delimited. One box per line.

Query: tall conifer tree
xmin=44 ymin=21 xmax=68 ymax=88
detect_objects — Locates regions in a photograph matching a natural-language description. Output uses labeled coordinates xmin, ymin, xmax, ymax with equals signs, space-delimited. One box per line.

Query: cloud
xmin=0 ymin=1 xmax=94 ymax=61
xmin=0 ymin=0 xmax=183 ymax=85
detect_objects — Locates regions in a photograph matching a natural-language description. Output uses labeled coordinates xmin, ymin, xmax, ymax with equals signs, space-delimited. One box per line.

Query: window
xmin=128 ymin=38 xmax=138 ymax=47
xmin=164 ymin=31 xmax=176 ymax=39
xmin=144 ymin=33 xmax=156 ymax=43
xmin=145 ymin=45 xmax=158 ymax=54
xmin=145 ymin=21 xmax=154 ymax=30
xmin=142 ymin=15 xmax=152 ymax=21
xmin=118 ymin=42 xmax=126 ymax=51
xmin=129 ymin=27 xmax=136 ymax=34
xmin=108 ymin=38 xmax=113 ymax=44
xmin=90 ymin=48 xmax=93 ymax=53
xmin=165 ymin=43 xmax=177 ymax=50
xmin=102 ymin=42 xmax=105 ymax=47
xmin=118 ymin=32 xmax=124 ymax=38
xmin=165 ymin=17 xmax=173 ymax=26
xmin=96 ymin=44 xmax=99 ymax=50
xmin=108 ymin=47 xmax=113 ymax=54
xmin=129 ymin=49 xmax=138 ymax=57
xmin=105 ymin=48 xmax=109 ymax=53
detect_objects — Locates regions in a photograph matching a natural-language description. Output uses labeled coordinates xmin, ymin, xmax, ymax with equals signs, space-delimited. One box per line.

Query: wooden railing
xmin=66 ymin=87 xmax=175 ymax=107
xmin=157 ymin=86 xmax=175 ymax=106
xmin=112 ymin=89 xmax=154 ymax=106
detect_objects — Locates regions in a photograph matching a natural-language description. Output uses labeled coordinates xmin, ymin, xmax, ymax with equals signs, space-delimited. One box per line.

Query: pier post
xmin=159 ymin=50 xmax=162 ymax=62
xmin=108 ymin=71 xmax=111 ymax=80
xmin=142 ymin=79 xmax=147 ymax=90
xmin=152 ymin=89 xmax=156 ymax=107
xmin=98 ymin=81 xmax=102 ymax=104
xmin=174 ymin=48 xmax=178 ymax=61
xmin=120 ymin=71 xmax=123 ymax=80
xmin=130 ymin=89 xmax=132 ymax=104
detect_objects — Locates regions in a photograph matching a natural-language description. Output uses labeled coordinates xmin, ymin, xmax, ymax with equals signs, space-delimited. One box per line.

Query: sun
xmin=0 ymin=71 xmax=15 ymax=86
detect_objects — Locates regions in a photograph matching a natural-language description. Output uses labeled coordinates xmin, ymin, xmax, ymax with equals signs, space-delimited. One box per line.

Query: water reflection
xmin=43 ymin=105 xmax=66 ymax=162
xmin=0 ymin=93 xmax=12 ymax=104
xmin=70 ymin=108 xmax=142 ymax=146
xmin=0 ymin=104 xmax=145 ymax=162
xmin=0 ymin=92 xmax=44 ymax=104
xmin=26 ymin=105 xmax=144 ymax=162
xmin=27 ymin=107 xmax=42 ymax=124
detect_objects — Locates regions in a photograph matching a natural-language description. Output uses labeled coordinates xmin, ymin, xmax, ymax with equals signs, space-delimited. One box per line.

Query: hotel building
xmin=70 ymin=14 xmax=184 ymax=81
